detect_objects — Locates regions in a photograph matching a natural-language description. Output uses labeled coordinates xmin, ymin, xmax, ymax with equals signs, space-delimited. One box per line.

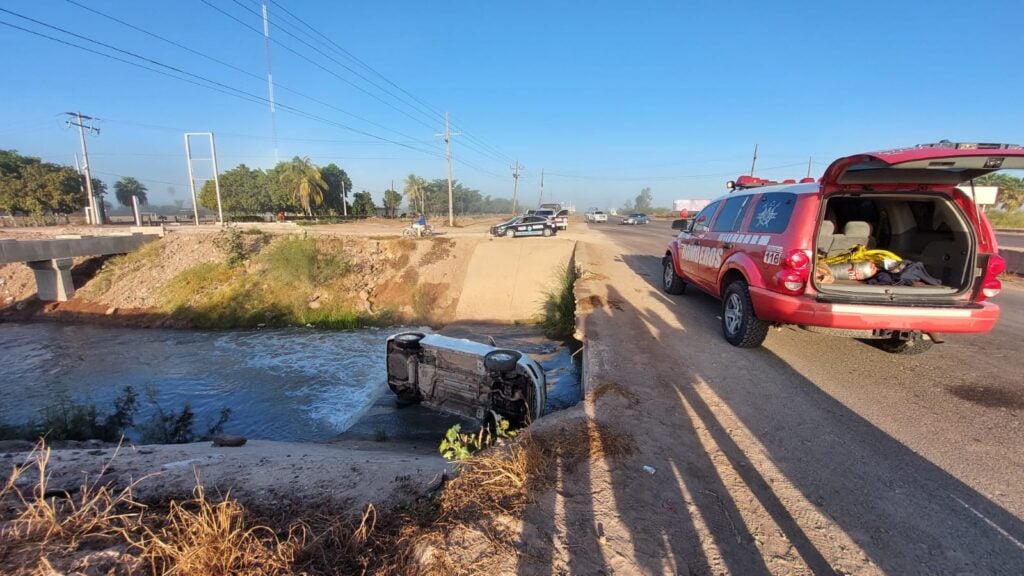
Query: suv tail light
xmin=979 ymin=254 xmax=1006 ymax=301
xmin=777 ymin=249 xmax=811 ymax=293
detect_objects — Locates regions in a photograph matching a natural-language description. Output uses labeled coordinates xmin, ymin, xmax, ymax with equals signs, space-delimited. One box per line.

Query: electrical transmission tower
xmin=64 ymin=112 xmax=104 ymax=225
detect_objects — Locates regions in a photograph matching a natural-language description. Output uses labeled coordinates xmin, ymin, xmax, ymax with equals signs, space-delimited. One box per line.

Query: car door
xmin=518 ymin=216 xmax=546 ymax=236
xmin=702 ymin=194 xmax=756 ymax=293
xmin=676 ymin=200 xmax=722 ymax=292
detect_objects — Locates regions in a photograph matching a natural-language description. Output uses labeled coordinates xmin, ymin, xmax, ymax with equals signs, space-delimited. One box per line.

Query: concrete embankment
xmin=1001 ymin=247 xmax=1024 ymax=275
xmin=454 ymin=237 xmax=576 ymax=322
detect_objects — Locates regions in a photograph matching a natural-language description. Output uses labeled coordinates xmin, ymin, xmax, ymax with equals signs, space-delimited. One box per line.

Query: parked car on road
xmin=490 ymin=214 xmax=558 ymax=238
xmin=621 ymin=213 xmax=650 ymax=225
xmin=662 ymin=141 xmax=1021 ymax=354
xmin=585 ymin=210 xmax=608 ymax=223
xmin=385 ymin=332 xmax=546 ymax=424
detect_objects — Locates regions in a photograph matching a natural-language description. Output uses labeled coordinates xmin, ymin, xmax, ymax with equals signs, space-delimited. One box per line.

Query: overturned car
xmin=385 ymin=332 xmax=547 ymax=424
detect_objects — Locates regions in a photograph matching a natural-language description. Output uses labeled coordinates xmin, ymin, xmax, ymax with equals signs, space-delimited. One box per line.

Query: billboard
xmin=673 ymin=199 xmax=711 ymax=214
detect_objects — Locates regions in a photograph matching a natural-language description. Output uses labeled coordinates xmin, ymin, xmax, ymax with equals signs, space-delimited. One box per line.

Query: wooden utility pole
xmin=436 ymin=113 xmax=460 ymax=226
xmin=750 ymin=143 xmax=759 ymax=176
xmin=538 ymin=167 xmax=544 ymax=206
xmin=65 ymin=112 xmax=103 ymax=225
xmin=511 ymin=160 xmax=522 ymax=215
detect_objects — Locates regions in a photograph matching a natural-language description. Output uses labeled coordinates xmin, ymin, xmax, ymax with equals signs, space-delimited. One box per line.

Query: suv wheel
xmin=722 ymin=281 xmax=769 ymax=348
xmin=873 ymin=332 xmax=934 ymax=355
xmin=485 ymin=349 xmax=522 ymax=372
xmin=662 ymin=258 xmax=686 ymax=295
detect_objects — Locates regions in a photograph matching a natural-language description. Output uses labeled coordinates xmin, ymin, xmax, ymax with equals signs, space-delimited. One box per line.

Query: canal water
xmin=0 ymin=322 xmax=580 ymax=442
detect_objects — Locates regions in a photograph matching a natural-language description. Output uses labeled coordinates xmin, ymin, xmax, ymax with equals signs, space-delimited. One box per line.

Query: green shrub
xmin=986 ymin=210 xmax=1024 ymax=229
xmin=541 ymin=264 xmax=579 ymax=340
xmin=261 ymin=236 xmax=349 ymax=286
xmin=0 ymin=386 xmax=137 ymax=443
xmin=214 ymin=227 xmax=248 ymax=267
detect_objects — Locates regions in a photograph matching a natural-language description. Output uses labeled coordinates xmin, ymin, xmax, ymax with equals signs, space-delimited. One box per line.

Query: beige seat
xmin=817 ymin=221 xmax=836 ymax=255
xmin=829 ymin=221 xmax=872 ymax=255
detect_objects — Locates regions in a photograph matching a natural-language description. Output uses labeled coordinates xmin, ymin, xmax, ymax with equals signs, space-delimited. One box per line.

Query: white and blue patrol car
xmin=489 ymin=214 xmax=558 ymax=238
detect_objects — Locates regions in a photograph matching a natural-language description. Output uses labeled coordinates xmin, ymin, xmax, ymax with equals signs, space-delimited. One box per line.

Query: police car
xmin=490 ymin=214 xmax=558 ymax=238
xmin=662 ymin=142 xmax=1023 ymax=354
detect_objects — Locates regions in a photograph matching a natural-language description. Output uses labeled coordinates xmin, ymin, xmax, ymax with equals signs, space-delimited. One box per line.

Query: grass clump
xmin=419 ymin=237 xmax=454 ymax=267
xmin=541 ymin=264 xmax=579 ymax=340
xmin=0 ymin=386 xmax=137 ymax=443
xmin=986 ymin=210 xmax=1024 ymax=229
xmin=261 ymin=236 xmax=349 ymax=286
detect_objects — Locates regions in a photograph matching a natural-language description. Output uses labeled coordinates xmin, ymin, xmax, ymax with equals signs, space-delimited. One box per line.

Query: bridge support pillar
xmin=26 ymin=258 xmax=75 ymax=302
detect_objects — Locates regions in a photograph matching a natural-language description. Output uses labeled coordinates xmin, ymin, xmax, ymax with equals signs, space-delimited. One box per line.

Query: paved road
xmin=998 ymin=231 xmax=1024 ymax=248
xmin=584 ymin=219 xmax=1024 ymax=567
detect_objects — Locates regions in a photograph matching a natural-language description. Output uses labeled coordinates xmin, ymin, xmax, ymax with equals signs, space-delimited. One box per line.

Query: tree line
xmin=403 ymin=174 xmax=514 ymax=216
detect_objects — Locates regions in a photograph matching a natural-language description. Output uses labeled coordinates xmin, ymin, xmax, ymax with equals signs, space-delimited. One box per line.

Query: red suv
xmin=662 ymin=142 xmax=1022 ymax=354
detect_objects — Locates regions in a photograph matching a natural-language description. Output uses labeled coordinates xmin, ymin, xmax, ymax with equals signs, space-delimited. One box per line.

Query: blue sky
xmin=1 ymin=0 xmax=1022 ymax=209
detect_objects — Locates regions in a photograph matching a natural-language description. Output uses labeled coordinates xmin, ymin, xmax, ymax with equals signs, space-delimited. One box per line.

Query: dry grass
xmin=0 ymin=443 xmax=147 ymax=574
xmin=131 ymin=483 xmax=301 ymax=576
xmin=419 ymin=237 xmax=454 ymax=267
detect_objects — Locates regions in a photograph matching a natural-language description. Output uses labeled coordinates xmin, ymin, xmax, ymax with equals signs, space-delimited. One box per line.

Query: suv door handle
xmin=722 ymin=243 xmax=733 ymax=249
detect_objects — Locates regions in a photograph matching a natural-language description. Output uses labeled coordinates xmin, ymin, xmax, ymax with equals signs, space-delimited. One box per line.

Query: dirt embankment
xmin=0 ymin=230 xmax=481 ymax=328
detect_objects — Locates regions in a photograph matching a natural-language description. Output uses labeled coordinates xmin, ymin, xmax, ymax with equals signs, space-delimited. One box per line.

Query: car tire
xmin=393 ymin=332 xmax=425 ymax=350
xmin=543 ymin=227 xmax=553 ymax=237
xmin=873 ymin=332 xmax=934 ymax=355
xmin=484 ymin=349 xmax=521 ymax=372
xmin=721 ymin=280 xmax=769 ymax=348
xmin=662 ymin=258 xmax=686 ymax=295
xmin=509 ymin=229 xmax=517 ymax=238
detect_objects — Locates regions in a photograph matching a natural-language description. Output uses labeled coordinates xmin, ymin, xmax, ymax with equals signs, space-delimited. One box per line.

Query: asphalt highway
xmin=585 ymin=218 xmax=1024 ymax=561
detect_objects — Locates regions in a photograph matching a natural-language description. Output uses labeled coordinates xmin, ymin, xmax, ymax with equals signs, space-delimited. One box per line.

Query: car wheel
xmin=393 ymin=332 xmax=425 ymax=350
xmin=509 ymin=229 xmax=517 ymax=238
xmin=543 ymin=227 xmax=553 ymax=237
xmin=721 ymin=281 xmax=769 ymax=348
xmin=485 ymin=349 xmax=521 ymax=372
xmin=872 ymin=332 xmax=934 ymax=355
xmin=662 ymin=258 xmax=686 ymax=295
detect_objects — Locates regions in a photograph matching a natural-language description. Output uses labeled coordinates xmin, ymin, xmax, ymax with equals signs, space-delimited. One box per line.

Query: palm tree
xmin=113 ymin=176 xmax=148 ymax=207
xmin=404 ymin=174 xmax=427 ymax=214
xmin=278 ymin=156 xmax=327 ymax=216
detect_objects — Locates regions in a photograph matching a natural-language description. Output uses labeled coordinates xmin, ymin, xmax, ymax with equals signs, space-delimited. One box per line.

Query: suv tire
xmin=873 ymin=332 xmax=934 ymax=355
xmin=662 ymin=258 xmax=686 ymax=295
xmin=484 ymin=349 xmax=521 ymax=372
xmin=393 ymin=332 xmax=425 ymax=350
xmin=722 ymin=280 xmax=769 ymax=348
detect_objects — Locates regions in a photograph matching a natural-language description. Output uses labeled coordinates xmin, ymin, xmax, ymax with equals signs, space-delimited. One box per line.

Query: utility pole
xmin=261 ymin=0 xmax=279 ymax=163
xmin=806 ymin=156 xmax=813 ymax=179
xmin=511 ymin=160 xmax=522 ymax=215
xmin=750 ymin=143 xmax=759 ymax=176
xmin=65 ymin=112 xmax=103 ymax=225
xmin=435 ymin=112 xmax=460 ymax=226
xmin=538 ymin=167 xmax=544 ymax=206
xmin=73 ymin=153 xmax=91 ymax=224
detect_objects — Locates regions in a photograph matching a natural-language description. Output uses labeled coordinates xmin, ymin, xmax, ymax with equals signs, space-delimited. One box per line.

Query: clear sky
xmin=1 ymin=0 xmax=1022 ymax=210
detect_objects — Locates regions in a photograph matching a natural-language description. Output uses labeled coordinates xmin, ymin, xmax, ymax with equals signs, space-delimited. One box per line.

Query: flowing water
xmin=0 ymin=322 xmax=580 ymax=442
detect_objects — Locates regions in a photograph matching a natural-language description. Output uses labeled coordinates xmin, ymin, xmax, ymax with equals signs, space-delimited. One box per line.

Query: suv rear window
xmin=711 ymin=195 xmax=752 ymax=232
xmin=748 ymin=192 xmax=797 ymax=234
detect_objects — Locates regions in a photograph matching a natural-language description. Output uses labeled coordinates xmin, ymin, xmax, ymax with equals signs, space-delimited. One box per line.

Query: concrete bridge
xmin=0 ymin=228 xmax=163 ymax=301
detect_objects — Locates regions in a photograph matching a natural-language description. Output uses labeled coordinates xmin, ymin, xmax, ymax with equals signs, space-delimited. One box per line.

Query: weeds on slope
xmin=541 ymin=264 xmax=580 ymax=340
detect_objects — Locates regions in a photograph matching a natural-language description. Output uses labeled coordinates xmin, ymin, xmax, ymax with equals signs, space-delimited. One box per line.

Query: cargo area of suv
xmin=815 ymin=194 xmax=976 ymax=299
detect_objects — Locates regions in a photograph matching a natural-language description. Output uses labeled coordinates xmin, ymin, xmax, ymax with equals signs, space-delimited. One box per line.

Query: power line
xmin=0 ymin=11 xmax=447 ymax=161
xmin=59 ymin=0 xmax=436 ymax=149
xmin=258 ymin=0 xmax=515 ymax=167
xmin=206 ymin=0 xmax=441 ymax=134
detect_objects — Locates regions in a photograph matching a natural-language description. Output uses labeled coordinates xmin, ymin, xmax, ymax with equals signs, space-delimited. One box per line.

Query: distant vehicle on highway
xmin=585 ymin=209 xmax=608 ymax=223
xmin=621 ymin=213 xmax=650 ymax=225
xmin=490 ymin=214 xmax=558 ymax=238
xmin=662 ymin=141 xmax=1021 ymax=355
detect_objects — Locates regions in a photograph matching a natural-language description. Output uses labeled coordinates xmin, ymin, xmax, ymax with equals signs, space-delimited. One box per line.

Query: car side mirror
xmin=671 ymin=219 xmax=692 ymax=231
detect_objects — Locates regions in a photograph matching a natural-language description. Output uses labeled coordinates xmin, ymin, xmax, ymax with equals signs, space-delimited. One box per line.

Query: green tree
xmin=0 ymin=150 xmax=85 ymax=216
xmin=352 ymin=190 xmax=375 ymax=216
xmin=277 ymin=156 xmax=326 ymax=216
xmin=200 ymin=164 xmax=272 ymax=215
xmin=319 ymin=163 xmax=351 ymax=215
xmin=404 ymin=174 xmax=427 ymax=213
xmin=113 ymin=176 xmax=148 ymax=207
xmin=976 ymin=173 xmax=1024 ymax=212
xmin=634 ymin=187 xmax=653 ymax=212
xmin=382 ymin=188 xmax=402 ymax=218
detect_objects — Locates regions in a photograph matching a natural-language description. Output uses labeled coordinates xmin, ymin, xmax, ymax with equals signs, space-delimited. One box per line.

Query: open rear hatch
xmin=814 ymin=142 xmax=1024 ymax=304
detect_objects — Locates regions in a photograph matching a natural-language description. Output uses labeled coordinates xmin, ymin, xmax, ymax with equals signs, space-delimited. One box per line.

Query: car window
xmin=524 ymin=216 xmax=545 ymax=223
xmin=557 ymin=210 xmax=569 ymax=216
xmin=711 ymin=195 xmax=752 ymax=232
xmin=691 ymin=201 xmax=721 ymax=234
xmin=748 ymin=192 xmax=797 ymax=234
